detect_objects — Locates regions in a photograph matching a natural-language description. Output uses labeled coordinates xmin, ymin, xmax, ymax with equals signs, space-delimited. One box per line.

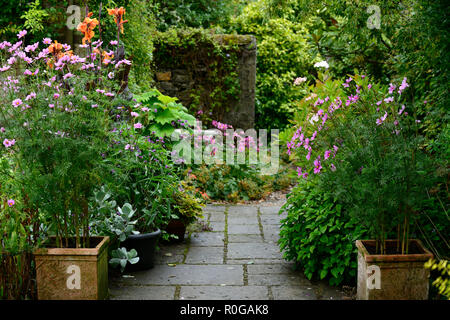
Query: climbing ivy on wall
xmin=152 ymin=28 xmax=242 ymax=125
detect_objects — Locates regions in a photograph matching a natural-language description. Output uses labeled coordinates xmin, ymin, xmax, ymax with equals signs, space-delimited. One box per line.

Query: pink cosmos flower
xmin=324 ymin=150 xmax=331 ymax=160
xmin=134 ymin=123 xmax=143 ymax=129
xmin=12 ymin=99 xmax=22 ymax=107
xmin=306 ymin=151 xmax=311 ymax=161
xmin=17 ymin=30 xmax=27 ymax=39
xmin=63 ymin=73 xmax=74 ymax=80
xmin=3 ymin=138 xmax=16 ymax=148
xmin=25 ymin=92 xmax=36 ymax=100
xmin=131 ymin=112 xmax=139 ymax=117
xmin=330 ymin=164 xmax=336 ymax=172
xmin=43 ymin=38 xmax=52 ymax=45
xmin=398 ymin=77 xmax=409 ymax=94
xmin=53 ymin=93 xmax=60 ymax=99
xmin=141 ymin=107 xmax=149 ymax=112
xmin=367 ymin=84 xmax=372 ymax=89
xmin=313 ymin=158 xmax=322 ymax=174
xmin=388 ymin=83 xmax=396 ymax=94
xmin=110 ymin=40 xmax=118 ymax=46
xmin=384 ymin=96 xmax=394 ymax=103
xmin=7 ymin=199 xmax=15 ymax=207
xmin=0 ymin=127 xmax=5 ymax=133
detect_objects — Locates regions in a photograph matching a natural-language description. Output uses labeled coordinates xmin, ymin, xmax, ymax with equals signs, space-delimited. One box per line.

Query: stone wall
xmin=154 ymin=34 xmax=256 ymax=130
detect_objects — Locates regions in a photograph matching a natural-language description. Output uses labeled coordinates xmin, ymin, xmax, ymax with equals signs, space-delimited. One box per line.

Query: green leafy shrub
xmin=279 ymin=181 xmax=368 ymax=286
xmin=228 ymin=0 xmax=320 ymax=130
xmin=133 ymin=89 xmax=196 ymax=138
xmin=173 ymin=181 xmax=204 ymax=225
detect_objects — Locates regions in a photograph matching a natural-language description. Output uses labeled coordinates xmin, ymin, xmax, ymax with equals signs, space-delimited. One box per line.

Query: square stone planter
xmin=33 ymin=236 xmax=109 ymax=300
xmin=356 ymin=239 xmax=433 ymax=300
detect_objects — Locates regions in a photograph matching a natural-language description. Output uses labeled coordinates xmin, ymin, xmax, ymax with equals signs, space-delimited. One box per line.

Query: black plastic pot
xmin=122 ymin=229 xmax=161 ymax=272
xmin=163 ymin=219 xmax=187 ymax=243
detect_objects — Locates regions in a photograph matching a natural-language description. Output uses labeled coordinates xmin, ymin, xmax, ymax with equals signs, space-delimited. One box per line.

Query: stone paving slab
xmin=154 ymin=253 xmax=185 ymax=265
xmin=109 ymin=285 xmax=175 ymax=300
xmin=185 ymin=246 xmax=224 ymax=264
xmin=228 ymin=234 xmax=263 ymax=243
xmin=189 ymin=232 xmax=225 ymax=247
xmin=209 ymin=221 xmax=225 ymax=232
xmin=113 ymin=264 xmax=243 ymax=286
xmin=180 ymin=286 xmax=269 ymax=300
xmin=228 ymin=243 xmax=281 ymax=259
xmin=208 ymin=212 xmax=226 ymax=222
xmin=227 ymin=206 xmax=258 ymax=215
xmin=260 ymin=215 xmax=283 ymax=225
xmin=227 ymin=215 xmax=258 ymax=225
xmin=109 ymin=202 xmax=347 ymax=300
xmin=271 ymin=286 xmax=317 ymax=300
xmin=259 ymin=206 xmax=282 ymax=215
xmin=228 ymin=224 xmax=261 ymax=235
xmin=248 ymin=274 xmax=311 ymax=286
xmin=227 ymin=259 xmax=288 ymax=265
xmin=247 ymin=263 xmax=296 ymax=274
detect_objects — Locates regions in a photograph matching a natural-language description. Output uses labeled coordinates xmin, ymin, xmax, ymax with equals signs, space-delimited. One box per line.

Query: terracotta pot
xmin=33 ymin=236 xmax=109 ymax=300
xmin=122 ymin=229 xmax=161 ymax=272
xmin=356 ymin=239 xmax=433 ymax=300
xmin=165 ymin=220 xmax=187 ymax=243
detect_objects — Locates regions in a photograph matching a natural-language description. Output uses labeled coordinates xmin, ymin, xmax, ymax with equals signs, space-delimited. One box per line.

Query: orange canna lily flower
xmin=107 ymin=7 xmax=128 ymax=34
xmin=77 ymin=12 xmax=99 ymax=45
xmin=48 ymin=40 xmax=63 ymax=55
xmin=102 ymin=51 xmax=114 ymax=64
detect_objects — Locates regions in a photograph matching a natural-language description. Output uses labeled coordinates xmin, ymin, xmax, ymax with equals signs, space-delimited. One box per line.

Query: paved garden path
xmin=109 ymin=202 xmax=346 ymax=300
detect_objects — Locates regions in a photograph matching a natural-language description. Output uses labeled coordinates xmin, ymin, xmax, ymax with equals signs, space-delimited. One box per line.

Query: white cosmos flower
xmin=309 ymin=113 xmax=319 ymax=125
